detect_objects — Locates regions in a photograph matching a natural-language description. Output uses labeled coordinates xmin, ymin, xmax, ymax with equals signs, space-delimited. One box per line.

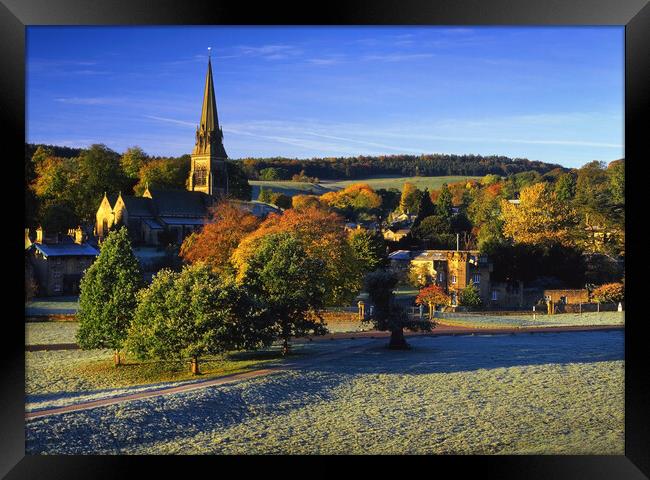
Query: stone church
xmin=95 ymin=56 xmax=279 ymax=246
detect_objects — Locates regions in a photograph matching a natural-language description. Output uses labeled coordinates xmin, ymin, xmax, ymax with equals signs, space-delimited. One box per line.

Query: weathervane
xmin=208 ymin=46 xmax=212 ymax=59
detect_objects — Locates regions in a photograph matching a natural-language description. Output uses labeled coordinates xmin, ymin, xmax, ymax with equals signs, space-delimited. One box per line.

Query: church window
xmin=195 ymin=166 xmax=207 ymax=186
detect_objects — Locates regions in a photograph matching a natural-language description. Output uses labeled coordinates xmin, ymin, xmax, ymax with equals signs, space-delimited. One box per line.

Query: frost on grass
xmin=26 ymin=331 xmax=624 ymax=455
xmin=25 ymin=322 xmax=79 ymax=345
xmin=438 ymin=311 xmax=624 ymax=329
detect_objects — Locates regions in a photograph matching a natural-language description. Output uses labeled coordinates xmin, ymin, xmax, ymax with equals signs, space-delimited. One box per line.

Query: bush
xmin=459 ymin=281 xmax=483 ymax=309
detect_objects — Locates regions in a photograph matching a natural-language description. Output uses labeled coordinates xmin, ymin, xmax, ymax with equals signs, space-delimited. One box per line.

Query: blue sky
xmin=26 ymin=26 xmax=624 ymax=168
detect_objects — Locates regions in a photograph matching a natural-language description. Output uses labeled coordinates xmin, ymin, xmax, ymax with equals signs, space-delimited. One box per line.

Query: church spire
xmin=193 ymin=51 xmax=227 ymax=158
xmin=199 ymin=54 xmax=219 ymax=134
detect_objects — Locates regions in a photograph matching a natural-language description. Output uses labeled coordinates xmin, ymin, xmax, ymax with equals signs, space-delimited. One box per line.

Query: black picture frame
xmin=2 ymin=0 xmax=648 ymax=477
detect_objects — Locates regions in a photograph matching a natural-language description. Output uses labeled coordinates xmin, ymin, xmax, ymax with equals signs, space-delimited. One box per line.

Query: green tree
xmin=226 ymin=161 xmax=253 ymax=201
xmin=348 ymin=229 xmax=388 ymax=272
xmin=120 ymin=146 xmax=149 ymax=179
xmin=269 ymin=192 xmax=292 ymax=209
xmin=259 ymin=167 xmax=288 ymax=180
xmin=134 ymin=155 xmax=191 ymax=195
xmin=258 ymin=187 xmax=274 ymax=203
xmin=436 ymin=183 xmax=453 ymax=220
xmin=607 ymin=159 xmax=624 ymax=206
xmin=365 ymin=270 xmax=431 ymax=350
xmin=241 ymin=232 xmax=328 ymax=355
xmin=554 ymin=173 xmax=576 ymax=202
xmin=459 ymin=281 xmax=482 ymax=309
xmin=76 ymin=227 xmax=143 ymax=365
xmin=413 ymin=188 xmax=436 ymax=226
xmin=126 ymin=264 xmax=270 ymax=374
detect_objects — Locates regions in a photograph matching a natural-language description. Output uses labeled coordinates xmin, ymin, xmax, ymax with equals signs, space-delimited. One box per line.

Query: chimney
xmin=74 ymin=226 xmax=84 ymax=244
xmin=36 ymin=226 xmax=44 ymax=244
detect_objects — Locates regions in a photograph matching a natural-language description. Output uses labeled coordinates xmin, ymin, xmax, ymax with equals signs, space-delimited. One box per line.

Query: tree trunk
xmin=190 ymin=357 xmax=200 ymax=375
xmin=388 ymin=328 xmax=409 ymax=350
xmin=282 ymin=337 xmax=290 ymax=356
xmin=113 ymin=350 xmax=121 ymax=367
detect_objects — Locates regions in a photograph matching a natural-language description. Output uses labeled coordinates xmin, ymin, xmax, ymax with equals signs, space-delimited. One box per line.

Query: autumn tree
xmin=415 ymin=284 xmax=450 ymax=319
xmin=398 ymin=182 xmax=421 ymax=215
xmin=500 ymin=182 xmax=578 ymax=247
xmin=241 ymin=232 xmax=327 ymax=355
xmin=292 ymin=194 xmax=322 ymax=210
xmin=409 ymin=263 xmax=434 ymax=288
xmin=592 ymin=282 xmax=624 ymax=304
xmin=232 ymin=207 xmax=364 ymax=306
xmin=320 ymin=183 xmax=382 ymax=220
xmin=180 ymin=201 xmax=261 ymax=276
xmin=76 ymin=227 xmax=142 ymax=366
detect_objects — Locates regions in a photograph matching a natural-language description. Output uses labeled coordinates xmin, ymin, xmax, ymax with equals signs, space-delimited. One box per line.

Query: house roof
xmin=121 ymin=196 xmax=154 ymax=217
xmin=388 ymin=250 xmax=412 ymax=261
xmin=142 ymin=218 xmax=164 ymax=230
xmin=31 ymin=243 xmax=99 ymax=258
xmin=148 ymin=189 xmax=211 ymax=217
xmin=159 ymin=216 xmax=207 ymax=226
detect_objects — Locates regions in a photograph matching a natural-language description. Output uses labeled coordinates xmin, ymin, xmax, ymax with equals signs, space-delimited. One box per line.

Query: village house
xmin=383 ymin=228 xmax=411 ymax=242
xmin=389 ymin=249 xmax=494 ymax=306
xmin=25 ymin=227 xmax=99 ymax=296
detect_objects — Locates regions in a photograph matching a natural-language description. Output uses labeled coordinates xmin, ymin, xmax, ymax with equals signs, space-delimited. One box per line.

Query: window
xmin=491 ymin=290 xmax=498 ymax=301
xmin=437 ymin=272 xmax=444 ymax=283
xmin=560 ymin=296 xmax=567 ymax=304
xmin=194 ymin=166 xmax=207 ymax=186
xmin=472 ymin=273 xmax=481 ymax=284
xmin=451 ymin=292 xmax=457 ymax=305
xmin=451 ymin=275 xmax=457 ymax=284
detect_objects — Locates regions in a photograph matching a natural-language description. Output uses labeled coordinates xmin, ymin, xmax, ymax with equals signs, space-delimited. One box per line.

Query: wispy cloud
xmin=362 ymin=53 xmax=435 ymax=62
xmin=144 ymin=115 xmax=195 ymax=127
xmin=54 ymin=97 xmax=123 ymax=105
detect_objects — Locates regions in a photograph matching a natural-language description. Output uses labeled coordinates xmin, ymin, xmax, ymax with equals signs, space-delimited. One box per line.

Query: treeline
xmin=238 ymin=153 xmax=566 ymax=180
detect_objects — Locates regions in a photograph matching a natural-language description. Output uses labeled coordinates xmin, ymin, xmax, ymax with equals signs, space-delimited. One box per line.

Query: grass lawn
xmin=26 ymin=331 xmax=624 ymax=454
xmin=322 ymin=175 xmax=481 ymax=192
xmin=250 ymin=175 xmax=480 ymax=199
xmin=26 ymin=321 xmax=79 ymax=345
xmin=436 ymin=311 xmax=624 ymax=329
xmin=25 ymin=347 xmax=285 ymax=412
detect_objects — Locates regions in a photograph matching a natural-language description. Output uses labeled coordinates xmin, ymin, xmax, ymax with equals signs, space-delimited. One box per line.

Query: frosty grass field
xmin=26 ymin=330 xmax=624 ymax=455
xmin=436 ymin=311 xmax=624 ymax=329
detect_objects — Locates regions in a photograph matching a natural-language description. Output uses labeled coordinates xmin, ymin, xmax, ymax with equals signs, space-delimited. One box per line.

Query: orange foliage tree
xmin=291 ymin=194 xmax=322 ymax=210
xmin=416 ymin=284 xmax=450 ymax=318
xmin=232 ymin=206 xmax=364 ymax=305
xmin=180 ymin=201 xmax=262 ymax=275
xmin=321 ymin=183 xmax=382 ymax=212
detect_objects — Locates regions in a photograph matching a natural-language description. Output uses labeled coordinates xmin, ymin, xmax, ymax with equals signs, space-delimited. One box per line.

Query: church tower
xmin=188 ymin=54 xmax=228 ymax=197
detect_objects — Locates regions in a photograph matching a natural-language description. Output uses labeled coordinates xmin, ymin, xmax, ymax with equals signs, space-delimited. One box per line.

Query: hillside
xmin=250 ymin=175 xmax=481 ymax=199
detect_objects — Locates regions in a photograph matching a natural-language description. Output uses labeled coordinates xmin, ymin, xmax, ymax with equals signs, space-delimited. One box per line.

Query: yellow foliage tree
xmin=320 ymin=183 xmax=382 ymax=211
xmin=500 ymin=182 xmax=578 ymax=247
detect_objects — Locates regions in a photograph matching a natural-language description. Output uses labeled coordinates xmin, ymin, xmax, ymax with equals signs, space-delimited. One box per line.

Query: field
xmin=26 ymin=331 xmax=624 ymax=454
xmin=250 ymin=175 xmax=480 ymax=199
xmin=436 ymin=311 xmax=625 ymax=329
